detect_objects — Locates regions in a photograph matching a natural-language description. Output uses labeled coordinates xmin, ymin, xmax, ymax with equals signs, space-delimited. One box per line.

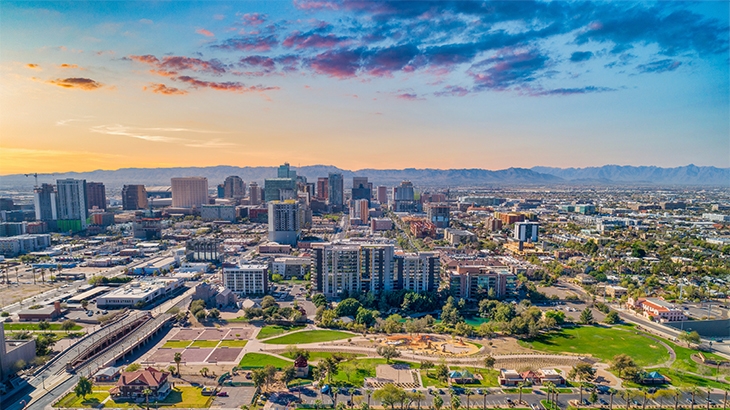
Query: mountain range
xmin=0 ymin=164 xmax=727 ymax=190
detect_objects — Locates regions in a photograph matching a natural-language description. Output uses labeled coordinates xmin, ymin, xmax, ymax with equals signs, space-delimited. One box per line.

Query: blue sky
xmin=0 ymin=0 xmax=728 ymax=173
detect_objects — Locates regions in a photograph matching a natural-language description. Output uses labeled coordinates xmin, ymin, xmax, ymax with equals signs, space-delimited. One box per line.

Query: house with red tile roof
xmin=109 ymin=367 xmax=171 ymax=402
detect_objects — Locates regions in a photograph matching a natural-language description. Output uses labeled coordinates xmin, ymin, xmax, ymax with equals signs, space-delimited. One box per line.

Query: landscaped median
xmin=262 ymin=329 xmax=355 ymax=344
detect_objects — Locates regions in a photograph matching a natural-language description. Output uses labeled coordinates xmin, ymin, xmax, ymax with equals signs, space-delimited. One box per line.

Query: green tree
xmin=579 ymin=308 xmax=594 ymax=325
xmin=74 ymin=376 xmax=93 ymax=399
xmin=373 ymin=384 xmax=407 ymax=410
xmin=679 ymin=331 xmax=701 ymax=347
xmin=207 ymin=308 xmax=220 ymax=320
xmin=142 ymin=388 xmax=152 ymax=410
xmin=604 ymin=311 xmax=620 ymax=324
xmin=261 ymin=295 xmax=278 ymax=309
xmin=435 ymin=363 xmax=449 ymax=382
xmin=312 ymin=293 xmax=328 ymax=308
xmin=61 ymin=319 xmax=76 ymax=333
xmin=321 ymin=356 xmax=339 ymax=382
xmin=280 ymin=366 xmax=296 ymax=387
xmin=126 ymin=363 xmax=141 ymax=372
xmin=252 ymin=369 xmax=266 ymax=390
xmin=174 ymin=352 xmax=182 ymax=375
xmin=441 ymin=297 xmax=463 ymax=325
xmin=336 ymin=298 xmax=362 ymax=317
xmin=569 ymin=363 xmax=596 ymax=404
xmin=610 ymin=354 xmax=636 ymax=379
xmin=433 ymin=395 xmax=444 ymax=410
xmin=376 ymin=345 xmax=402 ymax=364
xmin=483 ymin=355 xmax=495 ymax=369
xmin=383 ymin=314 xmax=404 ymax=334
xmin=38 ymin=320 xmax=50 ymax=331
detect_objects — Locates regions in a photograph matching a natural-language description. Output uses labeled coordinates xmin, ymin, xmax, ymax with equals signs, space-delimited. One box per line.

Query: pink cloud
xmin=196 ymin=28 xmax=215 ymax=37
xmin=143 ymin=83 xmax=188 ymax=95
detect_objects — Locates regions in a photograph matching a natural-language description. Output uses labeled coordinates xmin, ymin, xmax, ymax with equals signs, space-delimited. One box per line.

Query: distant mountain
xmin=531 ymin=164 xmax=730 ymax=186
xmin=0 ymin=166 xmax=562 ymax=190
xmin=0 ymin=164 xmax=727 ymax=191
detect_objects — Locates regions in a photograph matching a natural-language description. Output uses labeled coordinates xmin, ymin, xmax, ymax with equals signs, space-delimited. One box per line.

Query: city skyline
xmin=1 ymin=1 xmax=728 ymax=175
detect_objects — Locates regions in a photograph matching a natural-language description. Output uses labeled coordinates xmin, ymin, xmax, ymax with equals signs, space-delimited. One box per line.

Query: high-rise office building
xmin=33 ymin=183 xmax=57 ymax=222
xmin=171 ymin=177 xmax=208 ymax=208
xmin=86 ymin=182 xmax=106 ymax=210
xmin=122 ymin=185 xmax=148 ymax=210
xmin=249 ymin=182 xmax=261 ymax=205
xmin=514 ymin=221 xmax=539 ymax=242
xmin=223 ymin=176 xmax=245 ymax=199
xmin=327 ymin=173 xmax=344 ymax=210
xmin=316 ymin=177 xmax=329 ymax=201
xmin=352 ymin=177 xmax=371 ymax=204
xmin=56 ymin=178 xmax=88 ymax=232
xmin=377 ymin=186 xmax=388 ymax=203
xmin=311 ymin=241 xmax=396 ymax=298
xmin=394 ymin=252 xmax=440 ymax=293
xmin=350 ymin=199 xmax=370 ymax=222
xmin=268 ymin=200 xmax=300 ymax=246
xmin=217 ymin=184 xmax=225 ymax=199
xmin=278 ymin=162 xmax=297 ymax=179
xmin=264 ymin=178 xmax=296 ymax=202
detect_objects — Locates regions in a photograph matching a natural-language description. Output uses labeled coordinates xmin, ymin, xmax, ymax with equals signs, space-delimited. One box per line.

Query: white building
xmin=268 ymin=200 xmax=300 ymax=246
xmin=96 ymin=278 xmax=184 ymax=308
xmin=311 ymin=241 xmax=396 ymax=297
xmin=0 ymin=234 xmax=52 ymax=257
xmin=394 ymin=252 xmax=440 ymax=293
xmin=223 ymin=263 xmax=268 ymax=296
xmin=272 ymin=257 xmax=310 ymax=279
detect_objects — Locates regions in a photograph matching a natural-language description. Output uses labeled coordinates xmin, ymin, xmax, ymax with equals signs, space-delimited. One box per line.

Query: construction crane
xmin=25 ymin=173 xmax=39 ymax=187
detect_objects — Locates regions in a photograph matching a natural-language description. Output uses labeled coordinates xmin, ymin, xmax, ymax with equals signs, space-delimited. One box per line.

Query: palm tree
xmin=482 ymin=390 xmax=488 ymax=410
xmin=142 ymin=388 xmax=152 ymax=410
xmin=690 ymin=387 xmax=700 ymax=410
xmin=365 ymin=389 xmax=372 ymax=407
xmin=672 ymin=389 xmax=682 ymax=410
xmin=200 ymin=367 xmax=209 ymax=377
xmin=413 ymin=391 xmax=425 ymax=410
xmin=315 ymin=399 xmax=322 ymax=410
xmin=640 ymin=388 xmax=649 ymax=410
xmin=174 ymin=352 xmax=182 ymax=376
xmin=543 ymin=381 xmax=555 ymax=406
xmin=723 ymin=388 xmax=728 ymax=410
xmin=332 ymin=386 xmax=339 ymax=408
xmin=707 ymin=388 xmax=712 ymax=410
xmin=609 ymin=389 xmax=616 ymax=410
xmin=32 ymin=268 xmax=36 ymax=284
xmin=622 ymin=390 xmax=632 ymax=410
xmin=465 ymin=389 xmax=472 ymax=410
xmin=518 ymin=381 xmax=531 ymax=405
xmin=433 ymin=395 xmax=444 ymax=410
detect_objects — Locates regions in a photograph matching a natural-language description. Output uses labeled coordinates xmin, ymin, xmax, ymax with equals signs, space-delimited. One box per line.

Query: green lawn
xmin=653 ymin=367 xmax=730 ymax=389
xmin=540 ymin=388 xmax=573 ymax=394
xmin=163 ymin=340 xmax=192 ymax=349
xmin=224 ymin=317 xmax=249 ymax=323
xmin=256 ymin=324 xmax=305 ymax=340
xmin=450 ymin=367 xmax=499 ymax=387
xmin=663 ymin=338 xmax=726 ymax=375
xmin=238 ymin=353 xmax=293 ymax=369
xmin=57 ymin=390 xmax=110 ymax=408
xmin=4 ymin=322 xmax=82 ymax=331
xmin=333 ymin=359 xmax=412 ymax=387
xmin=420 ymin=370 xmax=449 ymax=388
xmin=263 ymin=330 xmax=354 ymax=345
xmin=281 ymin=351 xmax=363 ymax=362
xmin=190 ymin=340 xmax=219 ymax=348
xmin=219 ymin=340 xmax=248 ymax=347
xmin=107 ymin=386 xmax=213 ymax=408
xmin=518 ymin=325 xmax=670 ymax=367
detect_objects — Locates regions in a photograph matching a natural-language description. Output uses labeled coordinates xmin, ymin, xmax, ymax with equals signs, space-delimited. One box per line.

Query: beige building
xmin=171 ymin=177 xmax=208 ymax=208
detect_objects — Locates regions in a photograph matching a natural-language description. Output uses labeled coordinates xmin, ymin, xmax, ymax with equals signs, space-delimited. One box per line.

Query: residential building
xmin=201 ymin=204 xmax=236 ymax=222
xmin=426 ymin=203 xmax=450 ymax=228
xmin=33 ymin=183 xmax=57 ymax=222
xmin=171 ymin=177 xmax=208 ymax=208
xmin=122 ymin=185 xmax=148 ymax=210
xmin=370 ymin=218 xmax=393 ymax=232
xmin=86 ymin=182 xmax=106 ymax=210
xmin=268 ymin=200 xmax=300 ymax=246
xmin=110 ymin=367 xmax=171 ymax=402
xmin=448 ymin=266 xmax=517 ymax=300
xmin=222 ymin=263 xmax=268 ymax=296
xmin=273 ymin=257 xmax=310 ymax=279
xmin=392 ymin=180 xmax=418 ymax=212
xmin=443 ymin=228 xmax=476 ymax=246
xmin=394 ymin=252 xmax=439 ymax=293
xmin=311 ymin=241 xmax=396 ymax=298
xmin=350 ymin=199 xmax=370 ymax=223
xmin=514 ymin=221 xmax=539 ymax=242
xmin=56 ymin=178 xmax=88 ymax=232
xmin=223 ymin=175 xmax=245 ymax=199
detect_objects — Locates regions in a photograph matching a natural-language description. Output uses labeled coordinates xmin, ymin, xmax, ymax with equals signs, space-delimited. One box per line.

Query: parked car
xmin=217 ymin=392 xmax=228 ymax=397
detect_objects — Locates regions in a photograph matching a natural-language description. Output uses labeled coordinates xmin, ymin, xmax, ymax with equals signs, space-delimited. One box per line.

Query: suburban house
xmin=94 ymin=366 xmax=121 ymax=383
xmin=499 ymin=369 xmax=523 ymax=386
xmin=109 ymin=367 xmax=171 ymax=402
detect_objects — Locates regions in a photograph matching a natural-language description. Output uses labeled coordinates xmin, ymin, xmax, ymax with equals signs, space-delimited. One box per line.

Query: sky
xmin=1 ymin=0 xmax=728 ymax=175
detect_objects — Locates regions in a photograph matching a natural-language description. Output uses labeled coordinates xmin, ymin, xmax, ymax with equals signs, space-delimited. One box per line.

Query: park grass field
xmin=190 ymin=340 xmax=219 ymax=348
xmin=56 ymin=386 xmax=112 ymax=408
xmin=163 ymin=340 xmax=192 ymax=349
xmin=420 ymin=370 xmax=449 ymax=388
xmin=333 ymin=358 xmax=412 ymax=387
xmin=219 ymin=339 xmax=248 ymax=347
xmin=449 ymin=367 xmax=499 ymax=387
xmin=256 ymin=324 xmax=305 ymax=340
xmin=4 ymin=322 xmax=82 ymax=331
xmin=238 ymin=353 xmax=293 ymax=369
xmin=518 ymin=325 xmax=669 ymax=367
xmin=282 ymin=351 xmax=364 ymax=361
xmin=105 ymin=386 xmax=213 ymax=408
xmin=263 ymin=330 xmax=354 ymax=345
